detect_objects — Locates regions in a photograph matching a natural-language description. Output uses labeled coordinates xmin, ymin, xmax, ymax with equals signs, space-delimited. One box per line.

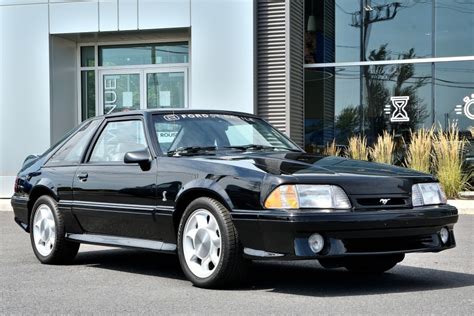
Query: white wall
xmin=50 ymin=36 xmax=78 ymax=144
xmin=190 ymin=0 xmax=254 ymax=114
xmin=0 ymin=4 xmax=51 ymax=197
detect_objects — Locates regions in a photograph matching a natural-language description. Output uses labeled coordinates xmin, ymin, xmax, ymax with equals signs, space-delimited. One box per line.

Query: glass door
xmin=145 ymin=68 xmax=187 ymax=109
xmin=99 ymin=68 xmax=187 ymax=115
xmin=99 ymin=70 xmax=142 ymax=115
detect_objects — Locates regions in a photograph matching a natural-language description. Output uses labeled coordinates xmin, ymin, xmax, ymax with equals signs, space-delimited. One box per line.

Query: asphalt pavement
xmin=1 ymin=212 xmax=473 ymax=315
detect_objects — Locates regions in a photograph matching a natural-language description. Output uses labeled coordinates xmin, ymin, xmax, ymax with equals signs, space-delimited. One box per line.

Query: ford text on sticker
xmin=178 ymin=114 xmax=254 ymax=122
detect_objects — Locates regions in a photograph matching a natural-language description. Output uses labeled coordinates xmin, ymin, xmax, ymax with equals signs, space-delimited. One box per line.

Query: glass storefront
xmin=304 ymin=0 xmax=474 ymax=152
xmin=79 ymin=42 xmax=189 ymax=120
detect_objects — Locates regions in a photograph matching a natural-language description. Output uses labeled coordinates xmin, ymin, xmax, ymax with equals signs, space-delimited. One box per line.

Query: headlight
xmin=412 ymin=183 xmax=447 ymax=207
xmin=264 ymin=184 xmax=351 ymax=210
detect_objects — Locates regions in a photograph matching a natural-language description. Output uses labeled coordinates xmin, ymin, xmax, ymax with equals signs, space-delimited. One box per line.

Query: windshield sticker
xmin=171 ymin=113 xmax=255 ymax=122
xmin=158 ymin=131 xmax=178 ymax=143
xmin=163 ymin=114 xmax=180 ymax=121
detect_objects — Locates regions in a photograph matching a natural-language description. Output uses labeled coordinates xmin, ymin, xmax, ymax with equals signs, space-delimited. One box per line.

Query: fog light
xmin=308 ymin=233 xmax=324 ymax=253
xmin=440 ymin=227 xmax=449 ymax=244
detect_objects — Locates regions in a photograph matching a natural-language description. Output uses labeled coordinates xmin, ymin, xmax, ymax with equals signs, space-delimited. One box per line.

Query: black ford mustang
xmin=11 ymin=110 xmax=458 ymax=288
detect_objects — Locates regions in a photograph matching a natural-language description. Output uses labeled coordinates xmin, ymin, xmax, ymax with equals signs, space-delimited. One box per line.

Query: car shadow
xmin=74 ymin=248 xmax=474 ymax=296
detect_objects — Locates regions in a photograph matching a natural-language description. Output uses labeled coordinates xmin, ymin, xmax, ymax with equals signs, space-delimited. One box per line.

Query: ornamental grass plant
xmin=347 ymin=135 xmax=368 ymax=161
xmin=324 ymin=139 xmax=341 ymax=156
xmin=370 ymin=131 xmax=395 ymax=164
xmin=432 ymin=123 xmax=469 ymax=198
xmin=405 ymin=127 xmax=434 ymax=174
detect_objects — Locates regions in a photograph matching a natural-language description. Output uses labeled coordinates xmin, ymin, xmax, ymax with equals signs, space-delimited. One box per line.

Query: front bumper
xmin=232 ymin=205 xmax=458 ymax=259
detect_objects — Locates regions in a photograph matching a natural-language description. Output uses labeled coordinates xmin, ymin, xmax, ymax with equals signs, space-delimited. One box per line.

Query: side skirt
xmin=66 ymin=233 xmax=177 ymax=253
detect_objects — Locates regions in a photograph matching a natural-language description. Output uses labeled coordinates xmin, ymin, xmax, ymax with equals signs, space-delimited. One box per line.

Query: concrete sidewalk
xmin=1 ymin=198 xmax=473 ymax=214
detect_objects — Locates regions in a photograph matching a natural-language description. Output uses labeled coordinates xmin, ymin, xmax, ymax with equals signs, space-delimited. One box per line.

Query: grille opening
xmin=343 ymin=234 xmax=437 ymax=253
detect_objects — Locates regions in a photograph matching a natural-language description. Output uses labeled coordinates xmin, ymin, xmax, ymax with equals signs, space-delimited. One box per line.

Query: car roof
xmin=97 ymin=108 xmax=260 ymax=120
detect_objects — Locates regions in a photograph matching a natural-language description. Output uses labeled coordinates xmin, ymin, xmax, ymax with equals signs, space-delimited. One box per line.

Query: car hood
xmin=204 ymin=151 xmax=429 ymax=177
xmin=198 ymin=151 xmax=435 ymax=196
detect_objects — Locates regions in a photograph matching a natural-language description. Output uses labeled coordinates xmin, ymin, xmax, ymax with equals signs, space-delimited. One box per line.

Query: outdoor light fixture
xmin=307 ymin=0 xmax=316 ymax=32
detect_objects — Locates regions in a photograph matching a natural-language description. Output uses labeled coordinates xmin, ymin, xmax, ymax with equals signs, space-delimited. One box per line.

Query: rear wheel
xmin=343 ymin=254 xmax=405 ymax=274
xmin=177 ymin=197 xmax=247 ymax=288
xmin=30 ymin=195 xmax=79 ymax=264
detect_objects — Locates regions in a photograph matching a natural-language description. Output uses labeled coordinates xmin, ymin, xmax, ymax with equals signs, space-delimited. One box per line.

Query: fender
xmin=31 ymin=178 xmax=59 ymax=200
xmin=175 ymin=178 xmax=235 ymax=210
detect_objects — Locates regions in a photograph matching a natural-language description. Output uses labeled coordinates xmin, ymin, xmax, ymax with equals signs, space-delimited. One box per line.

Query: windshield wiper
xmin=224 ymin=144 xmax=301 ymax=152
xmin=167 ymin=146 xmax=217 ymax=157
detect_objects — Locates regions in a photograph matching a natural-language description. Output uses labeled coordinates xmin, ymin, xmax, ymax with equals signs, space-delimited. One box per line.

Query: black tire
xmin=343 ymin=254 xmax=405 ymax=274
xmin=177 ymin=197 xmax=247 ymax=288
xmin=29 ymin=195 xmax=80 ymax=264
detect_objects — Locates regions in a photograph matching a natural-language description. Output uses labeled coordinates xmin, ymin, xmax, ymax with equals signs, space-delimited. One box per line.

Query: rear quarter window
xmin=45 ymin=120 xmax=101 ymax=166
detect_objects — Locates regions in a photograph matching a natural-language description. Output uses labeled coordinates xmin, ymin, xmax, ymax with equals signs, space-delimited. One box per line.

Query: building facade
xmin=0 ymin=0 xmax=255 ymax=197
xmin=0 ymin=0 xmax=473 ymax=197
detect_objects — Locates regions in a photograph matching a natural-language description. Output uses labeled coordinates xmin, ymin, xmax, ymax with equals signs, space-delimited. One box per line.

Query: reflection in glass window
xmin=90 ymin=121 xmax=147 ymax=162
xmin=81 ymin=71 xmax=95 ymax=120
xmin=365 ymin=0 xmax=432 ymax=60
xmin=102 ymin=74 xmax=140 ymax=114
xmin=305 ymin=67 xmax=361 ymax=150
xmin=81 ymin=46 xmax=95 ymax=67
xmin=435 ymin=62 xmax=474 ymax=134
xmin=304 ymin=0 xmax=433 ymax=63
xmin=364 ymin=62 xmax=432 ymax=144
xmin=435 ymin=0 xmax=474 ymax=57
xmin=99 ymin=42 xmax=189 ymax=66
xmin=147 ymin=72 xmax=185 ymax=109
xmin=304 ymin=63 xmax=433 ymax=152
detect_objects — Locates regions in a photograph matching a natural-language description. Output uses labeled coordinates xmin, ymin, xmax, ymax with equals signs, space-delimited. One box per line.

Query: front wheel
xmin=177 ymin=197 xmax=247 ymax=288
xmin=343 ymin=254 xmax=405 ymax=274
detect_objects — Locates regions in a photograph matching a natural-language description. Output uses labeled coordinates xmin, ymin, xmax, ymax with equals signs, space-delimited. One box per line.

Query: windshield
xmin=153 ymin=113 xmax=301 ymax=154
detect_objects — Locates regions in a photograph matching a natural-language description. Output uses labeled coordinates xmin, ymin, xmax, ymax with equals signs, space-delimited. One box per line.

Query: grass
xmin=370 ymin=131 xmax=395 ymax=164
xmin=405 ymin=127 xmax=434 ymax=174
xmin=432 ymin=123 xmax=469 ymax=198
xmin=324 ymin=139 xmax=341 ymax=156
xmin=347 ymin=135 xmax=368 ymax=161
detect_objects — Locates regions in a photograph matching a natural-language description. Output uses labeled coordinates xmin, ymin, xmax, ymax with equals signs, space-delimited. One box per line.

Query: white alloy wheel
xmin=32 ymin=204 xmax=56 ymax=257
xmin=182 ymin=209 xmax=222 ymax=278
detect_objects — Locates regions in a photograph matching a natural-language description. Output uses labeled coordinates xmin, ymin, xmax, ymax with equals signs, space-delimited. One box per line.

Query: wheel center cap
xmin=195 ymin=229 xmax=211 ymax=258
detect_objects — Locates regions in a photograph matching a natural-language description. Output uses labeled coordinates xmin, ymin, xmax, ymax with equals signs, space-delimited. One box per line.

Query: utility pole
xmin=352 ymin=1 xmax=402 ymax=137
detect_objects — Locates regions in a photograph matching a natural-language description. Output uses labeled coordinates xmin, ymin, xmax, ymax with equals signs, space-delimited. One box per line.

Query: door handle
xmin=77 ymin=172 xmax=88 ymax=181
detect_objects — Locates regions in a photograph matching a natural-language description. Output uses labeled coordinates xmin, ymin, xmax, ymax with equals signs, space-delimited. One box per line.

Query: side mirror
xmin=124 ymin=148 xmax=152 ymax=170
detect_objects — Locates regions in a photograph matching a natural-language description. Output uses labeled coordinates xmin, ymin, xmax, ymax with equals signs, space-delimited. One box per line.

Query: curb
xmin=0 ymin=199 xmax=12 ymax=212
xmin=2 ymin=199 xmax=473 ymax=214
xmin=447 ymin=199 xmax=474 ymax=215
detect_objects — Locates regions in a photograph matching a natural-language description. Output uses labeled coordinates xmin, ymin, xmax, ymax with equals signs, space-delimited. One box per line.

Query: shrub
xmin=370 ymin=131 xmax=395 ymax=164
xmin=405 ymin=127 xmax=434 ymax=174
xmin=324 ymin=139 xmax=341 ymax=156
xmin=432 ymin=123 xmax=469 ymax=198
xmin=347 ymin=135 xmax=368 ymax=161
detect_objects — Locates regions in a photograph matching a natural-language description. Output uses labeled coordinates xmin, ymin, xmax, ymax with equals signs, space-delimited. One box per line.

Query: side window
xmin=90 ymin=120 xmax=147 ymax=163
xmin=46 ymin=120 xmax=101 ymax=166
